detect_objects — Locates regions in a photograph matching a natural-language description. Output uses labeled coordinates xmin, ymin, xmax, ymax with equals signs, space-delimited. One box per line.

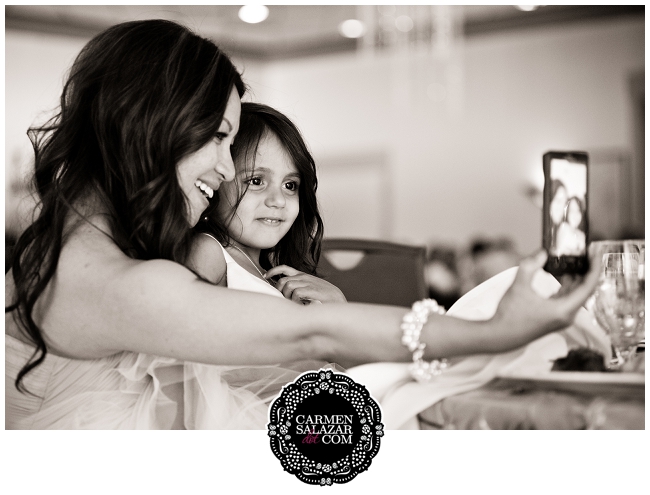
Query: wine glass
xmin=590 ymin=240 xmax=645 ymax=369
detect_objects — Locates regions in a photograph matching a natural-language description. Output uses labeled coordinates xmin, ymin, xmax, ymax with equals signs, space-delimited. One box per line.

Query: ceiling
xmin=5 ymin=5 xmax=644 ymax=60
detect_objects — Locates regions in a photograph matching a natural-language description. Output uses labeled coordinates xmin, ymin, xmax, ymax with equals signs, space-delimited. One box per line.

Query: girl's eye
xmin=284 ymin=181 xmax=299 ymax=192
xmin=246 ymin=177 xmax=263 ymax=186
xmin=215 ymin=132 xmax=228 ymax=142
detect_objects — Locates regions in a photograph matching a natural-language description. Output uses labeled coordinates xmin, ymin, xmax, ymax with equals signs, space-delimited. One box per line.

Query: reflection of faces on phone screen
xmin=549 ymin=159 xmax=587 ymax=257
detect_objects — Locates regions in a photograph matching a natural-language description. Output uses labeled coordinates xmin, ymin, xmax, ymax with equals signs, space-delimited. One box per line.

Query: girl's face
xmin=567 ymin=199 xmax=582 ymax=228
xmin=550 ymin=185 xmax=567 ymax=225
xmin=217 ymin=132 xmax=300 ymax=251
xmin=176 ymin=88 xmax=241 ymax=226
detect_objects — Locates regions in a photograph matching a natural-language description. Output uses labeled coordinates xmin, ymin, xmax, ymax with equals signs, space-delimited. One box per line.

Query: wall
xmin=5 ymin=17 xmax=644 ymax=253
xmin=5 ymin=31 xmax=87 ymax=178
xmin=5 ymin=31 xmax=88 ymax=233
xmin=251 ymin=17 xmax=645 ymax=254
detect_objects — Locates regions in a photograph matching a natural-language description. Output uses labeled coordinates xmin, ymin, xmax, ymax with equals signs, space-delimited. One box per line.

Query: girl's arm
xmin=24 ymin=221 xmax=600 ymax=368
xmin=185 ymin=233 xmax=227 ymax=285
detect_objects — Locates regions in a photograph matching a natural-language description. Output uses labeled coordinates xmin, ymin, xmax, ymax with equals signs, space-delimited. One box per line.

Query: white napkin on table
xmin=346 ymin=267 xmax=611 ymax=429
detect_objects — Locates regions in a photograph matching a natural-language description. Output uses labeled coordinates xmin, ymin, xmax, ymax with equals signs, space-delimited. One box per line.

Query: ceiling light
xmin=515 ymin=5 xmax=540 ymax=12
xmin=395 ymin=15 xmax=414 ymax=33
xmin=338 ymin=19 xmax=366 ymax=39
xmin=238 ymin=5 xmax=269 ymax=24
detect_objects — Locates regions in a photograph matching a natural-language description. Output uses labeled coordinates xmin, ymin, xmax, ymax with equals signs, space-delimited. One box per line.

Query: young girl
xmin=187 ymin=102 xmax=346 ymax=305
xmin=182 ymin=103 xmax=345 ymax=428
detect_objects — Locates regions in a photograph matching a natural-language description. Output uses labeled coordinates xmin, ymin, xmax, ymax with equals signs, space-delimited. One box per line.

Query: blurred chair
xmin=317 ymin=238 xmax=428 ymax=307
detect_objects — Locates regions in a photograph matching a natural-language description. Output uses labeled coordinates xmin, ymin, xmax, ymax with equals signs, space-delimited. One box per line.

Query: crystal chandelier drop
xmin=355 ymin=5 xmax=465 ymax=115
xmin=356 ymin=5 xmax=463 ymax=58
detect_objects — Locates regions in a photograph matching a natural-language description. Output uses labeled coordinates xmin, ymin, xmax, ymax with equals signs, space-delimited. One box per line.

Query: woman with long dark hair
xmin=6 ymin=19 xmax=600 ymax=429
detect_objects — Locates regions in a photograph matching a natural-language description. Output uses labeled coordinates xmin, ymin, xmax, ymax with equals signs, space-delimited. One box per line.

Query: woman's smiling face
xmin=176 ymin=88 xmax=241 ymax=227
xmin=217 ymin=132 xmax=300 ymax=251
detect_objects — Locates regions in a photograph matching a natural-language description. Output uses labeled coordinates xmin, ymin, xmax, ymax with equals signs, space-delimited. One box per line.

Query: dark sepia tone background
xmin=5 ymin=5 xmax=645 ymax=259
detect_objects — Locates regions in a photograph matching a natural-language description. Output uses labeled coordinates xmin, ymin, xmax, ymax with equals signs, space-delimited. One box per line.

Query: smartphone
xmin=542 ymin=151 xmax=589 ymax=277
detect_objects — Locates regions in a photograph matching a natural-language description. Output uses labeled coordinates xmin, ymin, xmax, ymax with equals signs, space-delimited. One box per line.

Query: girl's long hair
xmin=198 ymin=103 xmax=324 ymax=274
xmin=7 ymin=19 xmax=245 ymax=393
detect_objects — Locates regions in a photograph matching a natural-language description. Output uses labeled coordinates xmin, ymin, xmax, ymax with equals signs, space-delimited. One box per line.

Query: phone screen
xmin=543 ymin=151 xmax=589 ymax=276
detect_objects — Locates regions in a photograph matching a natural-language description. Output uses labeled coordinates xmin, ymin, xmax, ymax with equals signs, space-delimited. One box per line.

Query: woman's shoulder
xmin=58 ymin=215 xmax=136 ymax=275
xmin=27 ymin=216 xmax=199 ymax=357
xmin=59 ymin=216 xmax=222 ymax=293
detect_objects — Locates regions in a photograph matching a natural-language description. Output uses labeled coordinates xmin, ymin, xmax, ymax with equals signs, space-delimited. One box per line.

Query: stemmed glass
xmin=590 ymin=240 xmax=645 ymax=369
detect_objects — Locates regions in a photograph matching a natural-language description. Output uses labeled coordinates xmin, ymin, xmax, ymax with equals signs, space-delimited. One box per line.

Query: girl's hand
xmin=488 ymin=250 xmax=601 ymax=352
xmin=264 ymin=265 xmax=347 ymax=304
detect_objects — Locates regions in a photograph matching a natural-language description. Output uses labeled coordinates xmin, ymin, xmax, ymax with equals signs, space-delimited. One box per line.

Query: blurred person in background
xmin=458 ymin=237 xmax=521 ymax=295
xmin=424 ymin=245 xmax=461 ymax=310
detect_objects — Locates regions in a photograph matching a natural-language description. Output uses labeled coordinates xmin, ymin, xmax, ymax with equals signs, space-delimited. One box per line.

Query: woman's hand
xmin=488 ymin=250 xmax=601 ymax=352
xmin=264 ymin=265 xmax=347 ymax=304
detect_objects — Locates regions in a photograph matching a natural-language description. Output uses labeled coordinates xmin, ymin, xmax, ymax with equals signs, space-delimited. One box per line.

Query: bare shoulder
xmin=31 ymin=218 xmax=199 ymax=357
xmin=186 ymin=233 xmax=227 ymax=285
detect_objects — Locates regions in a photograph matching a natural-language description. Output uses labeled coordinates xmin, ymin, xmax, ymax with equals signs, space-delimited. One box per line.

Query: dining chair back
xmin=317 ymin=238 xmax=428 ymax=307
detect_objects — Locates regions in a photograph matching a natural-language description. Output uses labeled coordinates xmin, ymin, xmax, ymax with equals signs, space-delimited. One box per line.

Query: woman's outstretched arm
xmin=311 ymin=251 xmax=600 ymax=367
xmin=21 ymin=220 xmax=600 ymax=367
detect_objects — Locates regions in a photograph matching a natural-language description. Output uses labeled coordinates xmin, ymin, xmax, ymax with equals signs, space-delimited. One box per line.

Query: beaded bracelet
xmin=400 ymin=298 xmax=449 ymax=383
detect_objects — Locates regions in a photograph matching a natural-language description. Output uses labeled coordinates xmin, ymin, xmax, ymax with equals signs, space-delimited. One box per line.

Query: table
xmin=417 ymin=377 xmax=644 ymax=430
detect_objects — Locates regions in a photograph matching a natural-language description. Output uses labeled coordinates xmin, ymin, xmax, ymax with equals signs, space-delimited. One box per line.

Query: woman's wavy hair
xmin=7 ymin=19 xmax=245 ymax=393
xmin=197 ymin=102 xmax=324 ymax=275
